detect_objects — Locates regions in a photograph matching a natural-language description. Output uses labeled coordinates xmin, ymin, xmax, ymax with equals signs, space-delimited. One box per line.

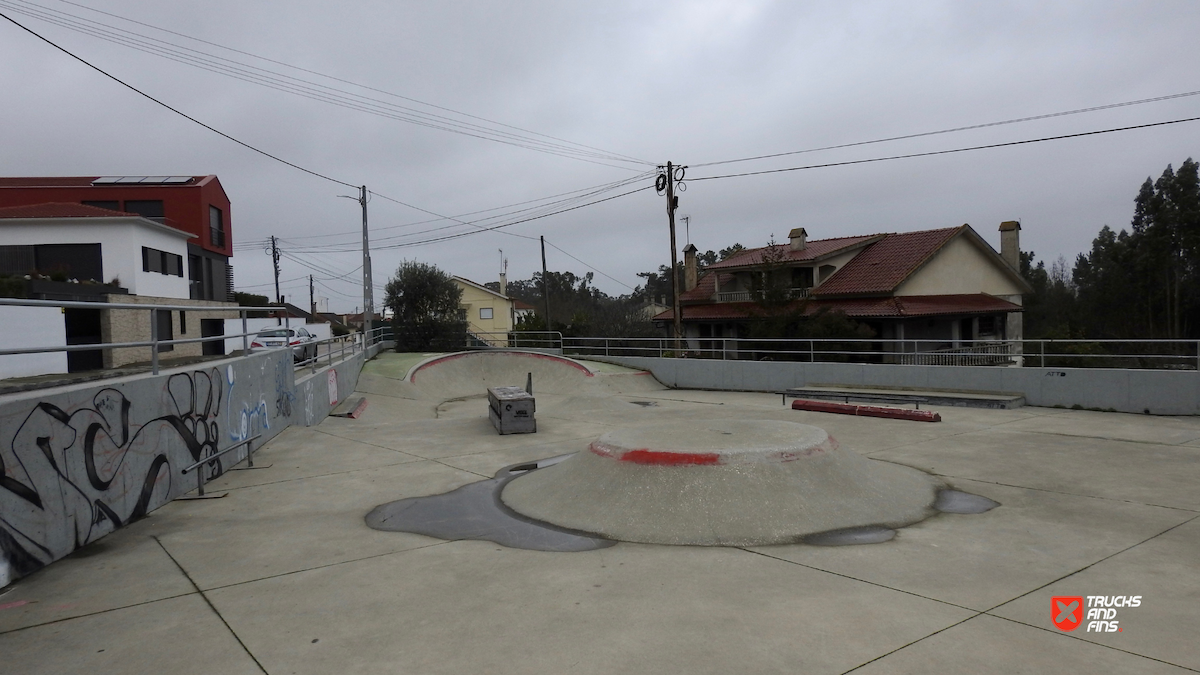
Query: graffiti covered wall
xmin=0 ymin=351 xmax=295 ymax=587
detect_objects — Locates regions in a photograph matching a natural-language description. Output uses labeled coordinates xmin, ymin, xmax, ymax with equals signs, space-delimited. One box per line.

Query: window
xmin=179 ymin=311 xmax=187 ymax=335
xmin=142 ymin=247 xmax=183 ymax=276
xmin=480 ymin=307 xmax=493 ymax=320
xmin=124 ymin=200 xmax=165 ymax=220
xmin=209 ymin=206 xmax=225 ymax=248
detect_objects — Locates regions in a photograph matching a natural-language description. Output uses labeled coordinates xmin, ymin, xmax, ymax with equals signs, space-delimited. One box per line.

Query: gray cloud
xmin=2 ymin=0 xmax=1197 ymax=309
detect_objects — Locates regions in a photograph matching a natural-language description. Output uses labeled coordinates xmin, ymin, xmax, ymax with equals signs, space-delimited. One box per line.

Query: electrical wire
xmin=52 ymin=0 xmax=651 ymax=166
xmin=2 ymin=0 xmax=651 ymax=169
xmin=689 ymin=116 xmax=1200 ymax=182
xmin=691 ymin=89 xmax=1200 ymax=169
xmin=0 ymin=10 xmax=359 ymax=188
xmin=542 ymin=239 xmax=635 ymax=291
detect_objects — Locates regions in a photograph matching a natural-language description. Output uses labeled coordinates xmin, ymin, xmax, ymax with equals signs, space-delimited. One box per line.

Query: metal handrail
xmin=0 ymin=296 xmax=382 ymax=376
xmin=181 ymin=434 xmax=261 ymax=496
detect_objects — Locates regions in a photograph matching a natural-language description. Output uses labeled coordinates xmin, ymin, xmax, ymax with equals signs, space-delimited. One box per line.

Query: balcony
xmin=716 ymin=287 xmax=811 ymax=302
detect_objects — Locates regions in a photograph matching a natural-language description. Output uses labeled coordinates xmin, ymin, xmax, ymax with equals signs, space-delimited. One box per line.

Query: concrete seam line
xmin=738 ymin=548 xmax=978 ymax=613
xmin=980 ymin=613 xmax=1200 ymax=672
xmin=152 ymin=536 xmax=269 ymax=675
xmin=928 ymin=475 xmax=1200 ymax=514
xmin=0 ymin=590 xmax=198 ymax=637
xmin=981 ymin=514 xmax=1200 ymax=615
xmin=199 ymin=540 xmax=457 ymax=593
xmin=837 ymin=613 xmax=984 ymax=675
xmin=212 ymin=459 xmax=426 ymax=494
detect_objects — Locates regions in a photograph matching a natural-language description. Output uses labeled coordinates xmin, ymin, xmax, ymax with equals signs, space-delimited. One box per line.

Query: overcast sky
xmin=2 ymin=0 xmax=1198 ymax=312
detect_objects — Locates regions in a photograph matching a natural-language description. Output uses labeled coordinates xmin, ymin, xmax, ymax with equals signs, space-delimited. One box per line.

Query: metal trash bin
xmin=488 ymin=386 xmax=536 ymax=434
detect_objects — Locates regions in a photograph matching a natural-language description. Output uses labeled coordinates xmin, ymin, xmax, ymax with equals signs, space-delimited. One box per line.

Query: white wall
xmin=0 ymin=306 xmax=67 ymax=378
xmin=223 ymin=318 xmax=333 ymax=354
xmin=896 ymin=236 xmax=1024 ymax=297
xmin=0 ymin=218 xmax=193 ymax=298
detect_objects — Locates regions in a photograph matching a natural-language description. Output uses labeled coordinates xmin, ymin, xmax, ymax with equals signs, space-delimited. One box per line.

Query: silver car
xmin=250 ymin=327 xmax=317 ymax=362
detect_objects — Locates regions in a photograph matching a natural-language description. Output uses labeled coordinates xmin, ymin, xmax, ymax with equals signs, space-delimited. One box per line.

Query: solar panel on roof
xmin=91 ymin=175 xmax=193 ymax=186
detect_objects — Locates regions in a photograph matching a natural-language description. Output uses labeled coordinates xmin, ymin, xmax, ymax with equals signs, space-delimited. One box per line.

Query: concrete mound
xmin=501 ymin=419 xmax=941 ymax=546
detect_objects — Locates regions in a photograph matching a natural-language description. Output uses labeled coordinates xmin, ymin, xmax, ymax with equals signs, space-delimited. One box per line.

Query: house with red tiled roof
xmin=655 ymin=222 xmax=1032 ymax=360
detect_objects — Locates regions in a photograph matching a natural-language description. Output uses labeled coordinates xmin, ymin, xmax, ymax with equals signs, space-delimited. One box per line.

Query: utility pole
xmin=270 ymin=235 xmax=281 ymax=304
xmin=540 ymin=236 xmax=551 ymax=332
xmin=341 ymin=187 xmax=374 ymax=338
xmin=359 ymin=186 xmax=373 ymax=339
xmin=657 ymin=162 xmax=686 ymax=355
xmin=269 ymin=235 xmax=282 ymax=325
xmin=309 ymin=274 xmax=316 ymax=320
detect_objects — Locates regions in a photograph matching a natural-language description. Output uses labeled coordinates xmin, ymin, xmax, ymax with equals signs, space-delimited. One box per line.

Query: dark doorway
xmin=64 ymin=308 xmax=103 ymax=372
xmin=201 ymin=319 xmax=225 ymax=356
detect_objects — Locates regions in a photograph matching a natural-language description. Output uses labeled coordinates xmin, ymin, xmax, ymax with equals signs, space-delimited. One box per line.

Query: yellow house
xmin=453 ymin=276 xmax=515 ymax=344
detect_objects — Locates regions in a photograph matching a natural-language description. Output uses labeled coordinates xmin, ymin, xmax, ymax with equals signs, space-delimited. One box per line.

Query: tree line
xmin=1022 ymin=158 xmax=1199 ymax=343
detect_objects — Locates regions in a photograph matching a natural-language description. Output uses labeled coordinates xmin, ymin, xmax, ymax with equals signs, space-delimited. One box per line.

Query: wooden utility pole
xmin=540 ymin=235 xmax=551 ymax=332
xmin=309 ymin=275 xmax=316 ymax=320
xmin=660 ymin=162 xmax=684 ymax=355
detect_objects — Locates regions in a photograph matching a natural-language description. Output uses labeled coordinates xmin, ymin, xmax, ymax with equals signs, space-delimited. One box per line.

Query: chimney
xmin=499 ymin=272 xmax=507 ymax=297
xmin=683 ymin=243 xmax=698 ymax=292
xmin=788 ymin=227 xmax=807 ymax=251
xmin=999 ymin=221 xmax=1020 ymax=269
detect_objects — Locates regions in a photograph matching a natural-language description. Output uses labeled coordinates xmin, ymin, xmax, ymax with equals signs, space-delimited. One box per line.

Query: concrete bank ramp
xmin=404 ymin=351 xmax=663 ymax=401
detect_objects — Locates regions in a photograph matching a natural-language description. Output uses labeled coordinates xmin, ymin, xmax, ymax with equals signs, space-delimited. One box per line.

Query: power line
xmin=280 ymin=172 xmax=654 ymax=253
xmin=543 ymin=239 xmax=635 ymax=291
xmin=690 ymin=116 xmax=1200 ymax=182
xmin=3 ymin=0 xmax=651 ymax=169
xmin=0 ymin=10 xmax=359 ymax=188
xmin=691 ymin=89 xmax=1200 ymax=169
xmin=341 ymin=184 xmax=655 ymax=252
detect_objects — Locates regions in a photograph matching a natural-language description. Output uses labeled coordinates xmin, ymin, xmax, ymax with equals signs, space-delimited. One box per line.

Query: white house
xmin=0 ymin=202 xmax=194 ymax=298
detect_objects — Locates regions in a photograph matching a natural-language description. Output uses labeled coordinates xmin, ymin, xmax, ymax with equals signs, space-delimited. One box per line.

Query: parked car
xmin=250 ymin=327 xmax=318 ymax=362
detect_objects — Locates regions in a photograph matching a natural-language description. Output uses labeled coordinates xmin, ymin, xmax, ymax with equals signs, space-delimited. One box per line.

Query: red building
xmin=0 ymin=175 xmax=234 ymax=301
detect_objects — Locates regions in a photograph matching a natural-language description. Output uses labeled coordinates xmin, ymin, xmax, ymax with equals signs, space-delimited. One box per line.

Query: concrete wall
xmin=0 ymin=344 xmax=372 ymax=587
xmin=592 ymin=357 xmax=1200 ymax=416
xmin=0 ymin=307 xmax=67 ymax=378
xmin=102 ymin=296 xmax=238 ymax=368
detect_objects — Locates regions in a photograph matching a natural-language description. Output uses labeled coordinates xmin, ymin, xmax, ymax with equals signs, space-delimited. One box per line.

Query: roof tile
xmin=812 ymin=227 xmax=963 ymax=296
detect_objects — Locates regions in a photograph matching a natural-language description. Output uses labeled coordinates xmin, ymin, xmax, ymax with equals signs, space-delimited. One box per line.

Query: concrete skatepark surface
xmin=503 ymin=419 xmax=943 ymax=545
xmin=2 ymin=350 xmax=1199 ymax=674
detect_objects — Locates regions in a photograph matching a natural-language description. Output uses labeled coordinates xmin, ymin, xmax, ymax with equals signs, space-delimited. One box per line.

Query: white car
xmin=250 ymin=327 xmax=317 ymax=362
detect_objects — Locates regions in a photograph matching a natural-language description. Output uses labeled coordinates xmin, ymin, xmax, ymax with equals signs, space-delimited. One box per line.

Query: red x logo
xmin=1052 ymin=596 xmax=1084 ymax=631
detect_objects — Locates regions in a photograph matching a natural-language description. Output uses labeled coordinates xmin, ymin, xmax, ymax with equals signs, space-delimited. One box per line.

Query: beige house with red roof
xmin=655 ymin=222 xmax=1031 ymax=360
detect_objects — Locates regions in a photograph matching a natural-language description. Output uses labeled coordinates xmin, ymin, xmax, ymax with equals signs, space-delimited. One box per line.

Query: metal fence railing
xmin=453 ymin=332 xmax=1200 ymax=370
xmin=0 ymin=297 xmax=389 ymax=378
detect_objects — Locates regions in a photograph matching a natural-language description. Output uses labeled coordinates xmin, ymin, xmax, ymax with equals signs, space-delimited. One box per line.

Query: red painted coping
xmin=346 ymin=398 xmax=369 ymax=419
xmin=791 ymin=399 xmax=941 ymax=422
xmin=587 ymin=436 xmax=837 ymax=466
xmin=409 ymin=351 xmax=594 ymax=382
